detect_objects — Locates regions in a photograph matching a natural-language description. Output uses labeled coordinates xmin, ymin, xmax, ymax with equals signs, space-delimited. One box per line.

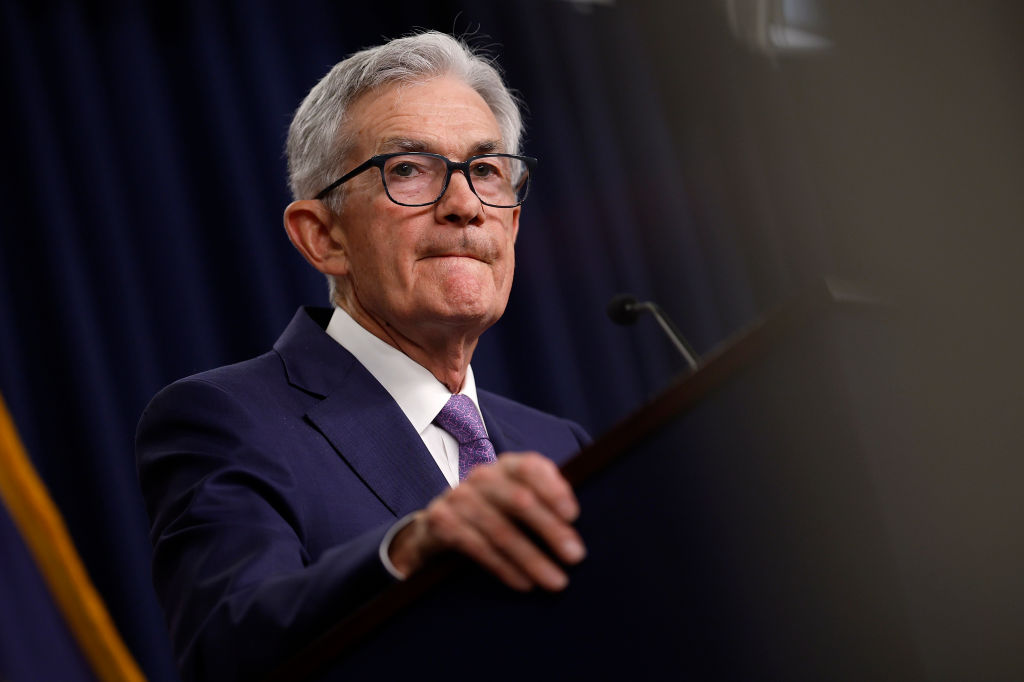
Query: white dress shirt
xmin=324 ymin=306 xmax=488 ymax=488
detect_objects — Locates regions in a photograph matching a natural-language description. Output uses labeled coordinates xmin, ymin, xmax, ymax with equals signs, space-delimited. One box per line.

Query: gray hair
xmin=287 ymin=30 xmax=523 ymax=203
xmin=285 ymin=31 xmax=525 ymax=304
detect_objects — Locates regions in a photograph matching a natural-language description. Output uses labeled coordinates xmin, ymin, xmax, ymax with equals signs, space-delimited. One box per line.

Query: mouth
xmin=419 ymin=251 xmax=489 ymax=264
xmin=418 ymin=234 xmax=499 ymax=264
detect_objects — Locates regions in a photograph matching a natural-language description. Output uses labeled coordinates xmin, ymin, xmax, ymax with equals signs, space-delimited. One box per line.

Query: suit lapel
xmin=275 ymin=307 xmax=449 ymax=517
xmin=306 ymin=377 xmax=449 ymax=518
xmin=479 ymin=394 xmax=522 ymax=455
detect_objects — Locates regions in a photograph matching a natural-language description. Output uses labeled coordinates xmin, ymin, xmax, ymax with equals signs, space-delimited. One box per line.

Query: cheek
xmin=497 ymin=249 xmax=515 ymax=291
xmin=498 ymin=229 xmax=517 ymax=283
xmin=347 ymin=221 xmax=407 ymax=279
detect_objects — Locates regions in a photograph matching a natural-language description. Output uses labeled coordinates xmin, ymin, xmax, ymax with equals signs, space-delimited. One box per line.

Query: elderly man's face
xmin=332 ymin=76 xmax=520 ymax=342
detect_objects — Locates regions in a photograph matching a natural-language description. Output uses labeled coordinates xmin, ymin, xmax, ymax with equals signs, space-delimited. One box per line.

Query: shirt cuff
xmin=378 ymin=512 xmax=419 ymax=580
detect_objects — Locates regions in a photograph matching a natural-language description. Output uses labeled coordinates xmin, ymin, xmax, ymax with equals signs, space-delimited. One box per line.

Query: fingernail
xmin=561 ymin=538 xmax=586 ymax=563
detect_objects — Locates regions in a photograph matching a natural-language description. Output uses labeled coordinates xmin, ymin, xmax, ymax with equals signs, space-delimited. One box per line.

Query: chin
xmin=427 ymin=290 xmax=504 ymax=328
xmin=414 ymin=267 xmax=511 ymax=326
xmin=438 ymin=301 xmax=501 ymax=327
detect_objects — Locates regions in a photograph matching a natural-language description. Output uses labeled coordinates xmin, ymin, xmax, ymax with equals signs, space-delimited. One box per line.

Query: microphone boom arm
xmin=607 ymin=294 xmax=701 ymax=372
xmin=637 ymin=301 xmax=700 ymax=372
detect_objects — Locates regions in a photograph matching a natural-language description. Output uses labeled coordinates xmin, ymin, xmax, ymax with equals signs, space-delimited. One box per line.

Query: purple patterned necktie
xmin=433 ymin=394 xmax=497 ymax=480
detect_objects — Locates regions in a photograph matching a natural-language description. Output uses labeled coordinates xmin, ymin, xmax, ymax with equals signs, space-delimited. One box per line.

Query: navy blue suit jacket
xmin=136 ymin=307 xmax=589 ymax=681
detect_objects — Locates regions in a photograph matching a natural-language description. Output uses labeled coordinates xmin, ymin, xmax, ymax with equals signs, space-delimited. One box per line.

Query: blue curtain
xmin=0 ymin=502 xmax=96 ymax=681
xmin=0 ymin=1 xmax=756 ymax=678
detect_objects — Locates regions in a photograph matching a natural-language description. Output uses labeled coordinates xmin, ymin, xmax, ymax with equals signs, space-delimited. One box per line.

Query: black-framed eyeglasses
xmin=314 ymin=152 xmax=537 ymax=208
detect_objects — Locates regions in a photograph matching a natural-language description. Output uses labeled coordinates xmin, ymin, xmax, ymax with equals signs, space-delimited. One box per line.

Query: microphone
xmin=607 ymin=294 xmax=701 ymax=371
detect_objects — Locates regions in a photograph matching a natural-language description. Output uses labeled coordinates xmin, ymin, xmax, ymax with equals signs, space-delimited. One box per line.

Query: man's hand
xmin=388 ymin=452 xmax=585 ymax=591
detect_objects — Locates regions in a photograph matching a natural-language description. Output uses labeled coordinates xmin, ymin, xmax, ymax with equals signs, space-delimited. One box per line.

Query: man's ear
xmin=283 ymin=200 xmax=349 ymax=277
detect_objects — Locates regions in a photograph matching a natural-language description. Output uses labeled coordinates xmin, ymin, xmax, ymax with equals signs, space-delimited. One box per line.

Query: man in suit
xmin=137 ymin=31 xmax=588 ymax=681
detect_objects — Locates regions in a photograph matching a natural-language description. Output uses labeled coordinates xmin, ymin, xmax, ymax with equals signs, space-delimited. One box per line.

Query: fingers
xmin=474 ymin=456 xmax=585 ymax=567
xmin=500 ymin=453 xmax=580 ymax=523
xmin=426 ymin=484 xmax=558 ymax=591
xmin=389 ymin=452 xmax=585 ymax=591
xmin=404 ymin=495 xmax=531 ymax=590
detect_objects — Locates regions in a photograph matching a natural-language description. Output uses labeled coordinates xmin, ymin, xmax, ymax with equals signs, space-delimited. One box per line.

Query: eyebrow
xmin=378 ymin=137 xmax=504 ymax=156
xmin=379 ymin=138 xmax=428 ymax=153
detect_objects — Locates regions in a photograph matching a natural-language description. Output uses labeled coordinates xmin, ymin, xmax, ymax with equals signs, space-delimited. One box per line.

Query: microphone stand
xmin=607 ymin=294 xmax=700 ymax=372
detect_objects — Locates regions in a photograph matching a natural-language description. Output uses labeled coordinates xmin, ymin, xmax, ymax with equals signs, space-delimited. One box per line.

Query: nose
xmin=435 ymin=168 xmax=483 ymax=226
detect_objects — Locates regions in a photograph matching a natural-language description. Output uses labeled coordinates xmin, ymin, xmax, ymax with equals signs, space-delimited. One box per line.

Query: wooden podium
xmin=271 ymin=280 xmax=924 ymax=681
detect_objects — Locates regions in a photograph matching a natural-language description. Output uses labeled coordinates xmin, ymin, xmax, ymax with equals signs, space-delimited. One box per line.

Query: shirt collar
xmin=324 ymin=307 xmax=481 ymax=433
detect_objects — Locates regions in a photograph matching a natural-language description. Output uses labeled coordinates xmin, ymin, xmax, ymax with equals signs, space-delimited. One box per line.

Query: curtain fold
xmin=0 ymin=2 xmax=756 ymax=678
xmin=1 ymin=392 xmax=145 ymax=682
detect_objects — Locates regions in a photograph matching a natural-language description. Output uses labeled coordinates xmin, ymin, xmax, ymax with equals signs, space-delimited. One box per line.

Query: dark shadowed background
xmin=1 ymin=1 xmax=1022 ymax=679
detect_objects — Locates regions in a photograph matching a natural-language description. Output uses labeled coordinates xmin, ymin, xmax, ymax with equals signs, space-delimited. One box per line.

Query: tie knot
xmin=434 ymin=394 xmax=487 ymax=445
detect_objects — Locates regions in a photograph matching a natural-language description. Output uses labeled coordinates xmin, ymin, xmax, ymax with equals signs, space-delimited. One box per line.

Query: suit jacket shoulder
xmin=479 ymin=389 xmax=590 ymax=464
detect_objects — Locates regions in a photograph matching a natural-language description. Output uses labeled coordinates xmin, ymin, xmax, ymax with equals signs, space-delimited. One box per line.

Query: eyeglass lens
xmin=382 ymin=155 xmax=529 ymax=207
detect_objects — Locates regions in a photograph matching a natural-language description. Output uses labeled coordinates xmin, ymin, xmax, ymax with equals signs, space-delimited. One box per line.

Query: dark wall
xmin=2 ymin=1 xmax=1021 ymax=679
xmin=0 ymin=2 xmax=752 ymax=678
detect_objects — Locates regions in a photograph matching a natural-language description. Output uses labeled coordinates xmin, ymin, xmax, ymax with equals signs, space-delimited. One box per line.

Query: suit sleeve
xmin=569 ymin=419 xmax=592 ymax=450
xmin=136 ymin=378 xmax=396 ymax=682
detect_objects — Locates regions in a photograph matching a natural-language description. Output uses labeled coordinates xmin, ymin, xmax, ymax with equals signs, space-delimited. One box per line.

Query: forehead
xmin=344 ymin=76 xmax=504 ymax=159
